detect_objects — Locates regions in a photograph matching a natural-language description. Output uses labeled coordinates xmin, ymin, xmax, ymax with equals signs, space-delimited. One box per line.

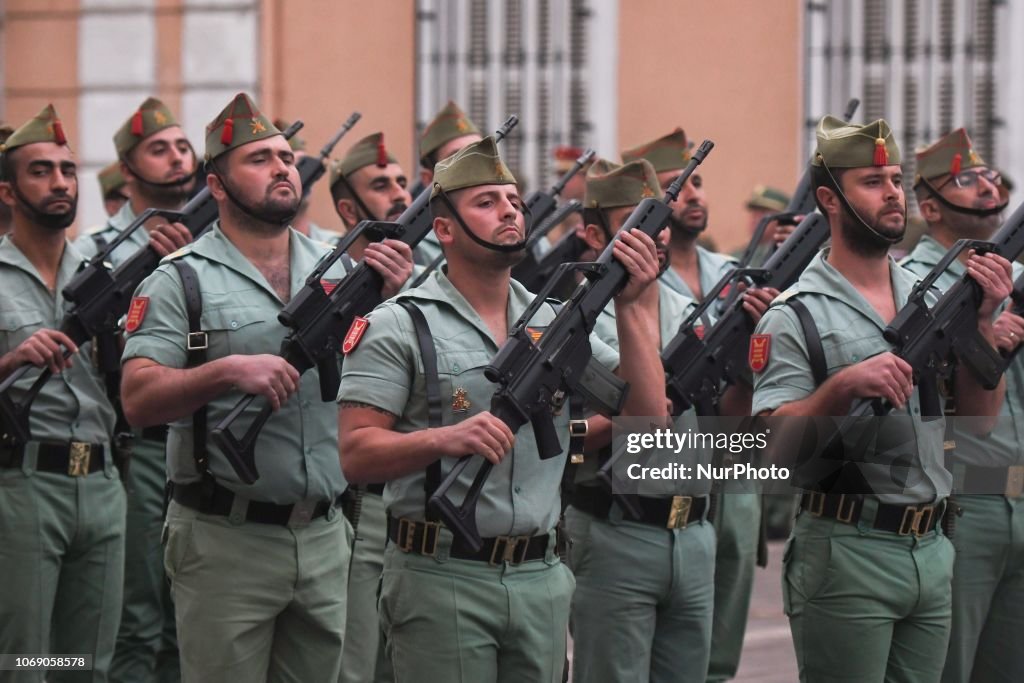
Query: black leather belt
xmin=800 ymin=492 xmax=942 ymax=537
xmin=0 ymin=441 xmax=105 ymax=476
xmin=386 ymin=516 xmax=550 ymax=565
xmin=140 ymin=425 xmax=169 ymax=441
xmin=961 ymin=465 xmax=1024 ymax=498
xmin=571 ymin=486 xmax=708 ymax=529
xmin=172 ymin=480 xmax=341 ymax=526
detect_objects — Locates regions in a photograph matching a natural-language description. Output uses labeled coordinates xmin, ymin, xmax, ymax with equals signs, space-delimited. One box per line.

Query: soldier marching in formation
xmin=0 ymin=46 xmax=1022 ymax=683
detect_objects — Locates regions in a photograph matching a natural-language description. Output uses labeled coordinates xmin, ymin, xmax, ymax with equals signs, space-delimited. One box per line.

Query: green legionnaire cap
xmin=0 ymin=123 xmax=13 ymax=146
xmin=420 ymin=100 xmax=482 ymax=162
xmin=584 ymin=158 xmax=660 ymax=210
xmin=204 ymin=92 xmax=280 ymax=161
xmin=329 ymin=132 xmax=398 ymax=189
xmin=914 ymin=128 xmax=986 ymax=185
xmin=812 ymin=116 xmax=900 ymax=168
xmin=746 ymin=185 xmax=790 ymax=212
xmin=113 ymin=97 xmax=179 ymax=158
xmin=621 ymin=127 xmax=690 ymax=173
xmin=1 ymin=104 xmax=70 ymax=154
xmin=273 ymin=118 xmax=306 ymax=152
xmin=98 ymin=161 xmax=126 ymax=198
xmin=430 ymin=136 xmax=516 ymax=199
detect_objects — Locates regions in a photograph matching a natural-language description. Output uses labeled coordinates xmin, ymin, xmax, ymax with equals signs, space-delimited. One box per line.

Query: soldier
xmin=752 ymin=116 xmax=1011 ymax=682
xmin=72 ymin=97 xmax=198 ymax=683
xmin=900 ymin=128 xmax=1024 ymax=683
xmin=623 ymin=128 xmax=764 ymax=681
xmin=537 ymin=145 xmax=588 ymax=251
xmin=0 ymin=123 xmax=12 ymax=236
xmin=119 ymin=93 xmax=411 ymax=681
xmin=735 ymin=185 xmax=790 ymax=266
xmin=414 ymin=101 xmax=483 ymax=263
xmin=337 ymin=136 xmax=667 ymax=682
xmin=0 ymin=104 xmax=185 ymax=682
xmin=98 ymin=161 xmax=129 ymax=217
xmin=273 ymin=118 xmax=340 ymax=244
xmin=329 ymin=131 xmax=414 ymax=683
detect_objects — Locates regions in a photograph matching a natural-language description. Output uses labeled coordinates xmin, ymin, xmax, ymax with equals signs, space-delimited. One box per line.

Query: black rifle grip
xmin=531 ymin=408 xmax=563 ymax=460
xmin=318 ymin=356 xmax=341 ymax=403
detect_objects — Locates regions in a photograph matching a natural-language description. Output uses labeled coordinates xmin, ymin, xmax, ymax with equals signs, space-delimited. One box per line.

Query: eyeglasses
xmin=938 ymin=168 xmax=1002 ymax=190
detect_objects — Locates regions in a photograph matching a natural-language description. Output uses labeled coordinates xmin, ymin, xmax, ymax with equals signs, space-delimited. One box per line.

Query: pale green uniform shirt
xmin=751 ymin=249 xmax=951 ymax=504
xmin=74 ymin=202 xmax=150 ymax=265
xmin=308 ymin=222 xmax=342 ymax=246
xmin=0 ymin=236 xmax=116 ymax=445
xmin=122 ymin=223 xmax=349 ymax=504
xmin=337 ymin=269 xmax=620 ymax=537
xmin=900 ymin=234 xmax=1024 ymax=467
xmin=660 ymin=245 xmax=737 ymax=304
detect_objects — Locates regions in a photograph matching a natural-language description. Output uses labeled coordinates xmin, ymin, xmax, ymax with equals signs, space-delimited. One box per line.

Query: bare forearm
xmin=767 ymin=373 xmax=854 ymax=418
xmin=615 ymin=305 xmax=668 ymax=418
xmin=122 ymin=358 xmax=236 ymax=427
xmin=339 ymin=421 xmax=450 ymax=484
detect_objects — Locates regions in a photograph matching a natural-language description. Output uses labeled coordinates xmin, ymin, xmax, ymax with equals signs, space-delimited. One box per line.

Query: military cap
xmin=1 ymin=104 xmax=69 ymax=153
xmin=329 ymin=132 xmax=398 ymax=189
xmin=0 ymin=124 xmax=13 ymax=146
xmin=553 ymin=145 xmax=585 ymax=173
xmin=621 ymin=128 xmax=690 ymax=173
xmin=420 ymin=101 xmax=481 ymax=162
xmin=204 ymin=93 xmax=280 ymax=161
xmin=812 ymin=116 xmax=900 ymax=168
xmin=113 ymin=97 xmax=179 ymax=158
xmin=430 ymin=136 xmax=516 ymax=199
xmin=273 ymin=118 xmax=306 ymax=152
xmin=914 ymin=128 xmax=986 ymax=184
xmin=584 ymin=158 xmax=660 ymax=210
xmin=98 ymin=161 xmax=127 ymax=198
xmin=746 ymin=185 xmax=790 ymax=212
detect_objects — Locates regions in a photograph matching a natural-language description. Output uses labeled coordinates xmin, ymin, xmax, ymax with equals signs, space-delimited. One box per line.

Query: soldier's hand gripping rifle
xmin=736 ymin=98 xmax=859 ymax=269
xmin=211 ymin=116 xmax=520 ymax=484
xmin=0 ymin=118 xmax=356 ymax=446
xmin=428 ymin=140 xmax=715 ymax=552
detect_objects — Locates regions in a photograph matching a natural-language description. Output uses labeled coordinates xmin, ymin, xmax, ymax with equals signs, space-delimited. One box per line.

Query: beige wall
xmin=618 ymin=0 xmax=802 ymax=253
xmin=260 ymin=0 xmax=416 ymax=232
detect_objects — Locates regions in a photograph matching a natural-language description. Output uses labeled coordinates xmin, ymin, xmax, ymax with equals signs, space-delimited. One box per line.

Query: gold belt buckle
xmin=667 ymin=495 xmax=692 ymax=529
xmin=899 ymin=505 xmax=935 ymax=537
xmin=836 ymin=494 xmax=856 ymax=524
xmin=420 ymin=521 xmax=441 ymax=557
xmin=68 ymin=442 xmax=91 ymax=477
xmin=1006 ymin=466 xmax=1024 ymax=498
xmin=490 ymin=535 xmax=530 ymax=566
xmin=808 ymin=491 xmax=826 ymax=517
xmin=569 ymin=419 xmax=588 ymax=464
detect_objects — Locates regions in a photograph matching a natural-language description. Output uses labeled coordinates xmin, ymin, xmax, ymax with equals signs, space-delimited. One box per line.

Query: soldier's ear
xmin=0 ymin=181 xmax=14 ymax=208
xmin=206 ymin=172 xmax=226 ymax=201
xmin=433 ymin=214 xmax=455 ymax=245
xmin=582 ymin=222 xmax=607 ymax=251
xmin=917 ymin=196 xmax=942 ymax=224
xmin=815 ymin=185 xmax=840 ymax=217
xmin=336 ymin=198 xmax=358 ymax=227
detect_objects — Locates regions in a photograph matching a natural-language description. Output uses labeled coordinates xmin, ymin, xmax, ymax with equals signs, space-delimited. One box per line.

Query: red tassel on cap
xmin=873 ymin=137 xmax=888 ymax=166
xmin=53 ymin=120 xmax=67 ymax=145
xmin=376 ymin=136 xmax=388 ymax=167
xmin=221 ymin=117 xmax=234 ymax=146
xmin=950 ymin=152 xmax=962 ymax=177
xmin=131 ymin=110 xmax=144 ymax=136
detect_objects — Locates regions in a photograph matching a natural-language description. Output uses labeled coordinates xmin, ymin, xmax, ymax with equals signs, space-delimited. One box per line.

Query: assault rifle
xmin=211 ymin=116 xmax=520 ymax=484
xmin=428 ymin=140 xmax=715 ymax=551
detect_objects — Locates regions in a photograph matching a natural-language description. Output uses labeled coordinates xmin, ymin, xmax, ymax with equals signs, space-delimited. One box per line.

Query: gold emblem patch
xmin=154 ymin=111 xmax=167 ymax=126
xmin=452 ymin=387 xmax=471 ymax=412
xmin=250 ymin=118 xmax=266 ymax=135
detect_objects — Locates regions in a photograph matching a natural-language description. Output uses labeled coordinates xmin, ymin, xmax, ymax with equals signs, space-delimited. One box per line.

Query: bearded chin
xmin=25 ymin=200 xmax=77 ymax=231
xmin=839 ymin=212 xmax=902 ymax=258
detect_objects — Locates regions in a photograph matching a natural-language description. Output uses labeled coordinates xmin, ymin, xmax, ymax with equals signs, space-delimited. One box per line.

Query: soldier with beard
xmin=900 ymin=129 xmax=1024 ymax=683
xmin=119 ymin=93 xmax=412 ymax=681
xmin=337 ymin=137 xmax=667 ymax=682
xmin=329 ymin=132 xmax=414 ymax=683
xmin=75 ymin=98 xmax=200 ymax=683
xmin=753 ymin=117 xmax=1011 ymax=683
xmin=0 ymin=104 xmax=187 ymax=682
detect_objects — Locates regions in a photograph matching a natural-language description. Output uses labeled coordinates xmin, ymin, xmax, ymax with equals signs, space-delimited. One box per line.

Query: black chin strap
xmin=821 ymin=161 xmax=902 ymax=245
xmin=208 ymin=159 xmax=296 ymax=226
xmin=334 ymin=172 xmax=379 ymax=222
xmin=916 ymin=177 xmax=1008 ymax=218
xmin=120 ymin=143 xmax=199 ymax=191
xmin=435 ymin=187 xmax=529 ymax=253
xmin=9 ymin=177 xmax=75 ymax=229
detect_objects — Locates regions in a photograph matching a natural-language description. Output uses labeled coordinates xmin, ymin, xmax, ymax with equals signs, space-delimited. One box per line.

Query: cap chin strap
xmin=9 ymin=178 xmax=76 ymax=229
xmin=120 ymin=143 xmax=199 ymax=191
xmin=334 ymin=173 xmax=379 ymax=222
xmin=208 ymin=159 xmax=296 ymax=226
xmin=821 ymin=161 xmax=902 ymax=245
xmin=916 ymin=177 xmax=1008 ymax=218
xmin=436 ymin=187 xmax=529 ymax=253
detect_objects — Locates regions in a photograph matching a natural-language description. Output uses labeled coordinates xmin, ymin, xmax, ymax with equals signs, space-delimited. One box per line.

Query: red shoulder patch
xmin=526 ymin=327 xmax=546 ymax=343
xmin=342 ymin=316 xmax=370 ymax=354
xmin=694 ymin=325 xmax=705 ymax=341
xmin=749 ymin=334 xmax=771 ymax=373
xmin=321 ymin=279 xmax=338 ymax=295
xmin=125 ymin=297 xmax=149 ymax=333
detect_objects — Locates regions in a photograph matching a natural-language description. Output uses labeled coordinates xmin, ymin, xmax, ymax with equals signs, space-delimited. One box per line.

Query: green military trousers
xmin=163 ymin=498 xmax=351 ymax=683
xmin=378 ymin=528 xmax=572 ymax=683
xmin=565 ymin=505 xmax=716 ymax=683
xmin=0 ymin=454 xmax=126 ymax=683
xmin=339 ymin=491 xmax=391 ymax=683
xmin=708 ymin=489 xmax=761 ymax=682
xmin=941 ymin=494 xmax=1024 ymax=683
xmin=111 ymin=440 xmax=179 ymax=683
xmin=784 ymin=505 xmax=954 ymax=683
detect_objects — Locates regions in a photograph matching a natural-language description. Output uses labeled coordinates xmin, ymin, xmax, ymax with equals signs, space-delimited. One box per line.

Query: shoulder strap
xmin=170 ymin=260 xmax=211 ymax=478
xmin=91 ymin=232 xmax=109 ymax=253
xmin=787 ymin=298 xmax=827 ymax=387
xmin=396 ymin=300 xmax=443 ymax=520
xmin=340 ymin=252 xmax=355 ymax=273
